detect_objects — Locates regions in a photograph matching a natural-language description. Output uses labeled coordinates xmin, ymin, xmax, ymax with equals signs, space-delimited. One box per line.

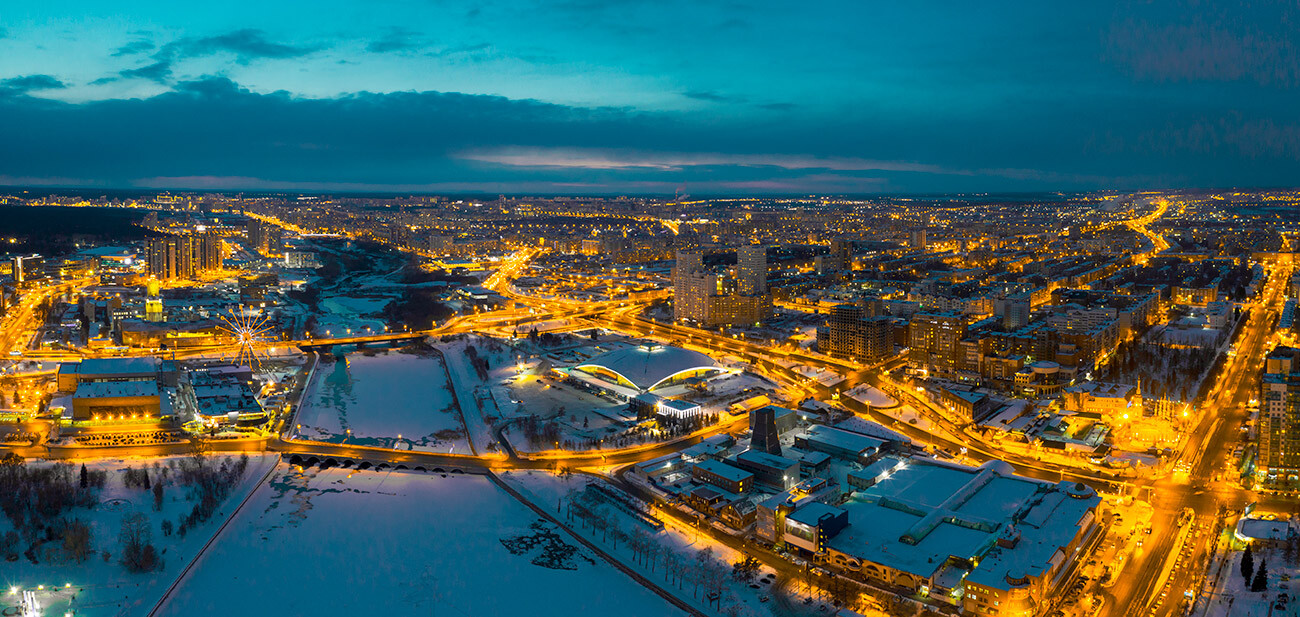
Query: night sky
xmin=1 ymin=1 xmax=1297 ymax=194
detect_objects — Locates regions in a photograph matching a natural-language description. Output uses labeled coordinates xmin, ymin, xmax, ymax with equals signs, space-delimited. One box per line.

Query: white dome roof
xmin=576 ymin=344 xmax=721 ymax=391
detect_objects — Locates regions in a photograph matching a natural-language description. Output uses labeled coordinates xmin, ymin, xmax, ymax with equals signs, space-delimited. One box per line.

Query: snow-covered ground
xmin=292 ymin=349 xmax=470 ymax=453
xmin=500 ymin=471 xmax=789 ymax=617
xmin=0 ymin=453 xmax=277 ymax=617
xmin=312 ymin=297 xmax=390 ymax=336
xmin=438 ymin=336 xmax=511 ymax=454
xmin=843 ymin=384 xmax=898 ymax=408
xmin=155 ymin=466 xmax=687 ymax=617
xmin=1204 ymin=544 xmax=1300 ymax=617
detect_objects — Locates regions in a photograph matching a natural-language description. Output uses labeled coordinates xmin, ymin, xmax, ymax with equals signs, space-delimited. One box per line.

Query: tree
xmin=62 ymin=519 xmax=93 ymax=563
xmin=1251 ymin=558 xmax=1269 ymax=592
xmin=0 ymin=530 xmax=19 ymax=560
xmin=119 ymin=512 xmax=160 ymax=573
xmin=79 ymin=463 xmax=87 ymax=489
xmin=152 ymin=481 xmax=164 ymax=512
xmin=1241 ymin=543 xmax=1255 ymax=583
xmin=732 ymin=555 xmax=761 ymax=582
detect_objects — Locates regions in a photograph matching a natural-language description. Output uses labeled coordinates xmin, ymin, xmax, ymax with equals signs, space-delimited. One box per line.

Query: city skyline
xmin=2 ymin=2 xmax=1300 ymax=616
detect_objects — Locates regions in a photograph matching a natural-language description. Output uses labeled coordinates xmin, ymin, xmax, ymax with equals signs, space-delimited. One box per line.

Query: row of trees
xmin=172 ymin=454 xmax=250 ymax=539
xmin=564 ymin=487 xmax=741 ymax=613
xmin=464 ymin=345 xmax=493 ymax=380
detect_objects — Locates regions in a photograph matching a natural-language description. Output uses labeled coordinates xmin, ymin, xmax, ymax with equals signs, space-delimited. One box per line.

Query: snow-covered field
xmin=155 ymin=466 xmax=687 ymax=617
xmin=0 ymin=454 xmax=277 ymax=617
xmin=501 ymin=471 xmax=789 ymax=617
xmin=293 ymin=349 xmax=470 ymax=453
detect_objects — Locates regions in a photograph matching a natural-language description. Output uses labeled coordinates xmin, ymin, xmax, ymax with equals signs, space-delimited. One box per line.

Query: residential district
xmin=0 ymin=189 xmax=1298 ymax=617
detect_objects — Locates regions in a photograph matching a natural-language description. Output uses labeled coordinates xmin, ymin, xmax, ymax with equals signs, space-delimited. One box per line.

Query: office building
xmin=731 ymin=450 xmax=800 ymax=491
xmin=691 ymin=459 xmax=752 ymax=494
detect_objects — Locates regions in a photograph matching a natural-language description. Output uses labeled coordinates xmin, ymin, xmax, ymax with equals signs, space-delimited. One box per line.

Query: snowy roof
xmin=827 ymin=458 xmax=1099 ymax=589
xmin=74 ymin=380 xmax=160 ymax=399
xmin=72 ymin=357 xmax=160 ymax=377
xmin=576 ymin=344 xmax=721 ymax=391
xmin=693 ymin=459 xmax=753 ymax=483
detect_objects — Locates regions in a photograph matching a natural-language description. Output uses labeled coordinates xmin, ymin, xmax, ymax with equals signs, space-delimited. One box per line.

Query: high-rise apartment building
xmin=247 ymin=219 xmax=283 ymax=256
xmin=673 ymin=248 xmax=772 ymax=327
xmin=1261 ymin=348 xmax=1300 ymax=485
xmin=147 ymin=235 xmax=222 ymax=281
xmin=909 ymin=228 xmax=928 ymax=249
xmin=818 ymin=301 xmax=894 ymax=362
xmin=673 ymin=250 xmax=710 ymax=323
xmin=908 ymin=312 xmax=967 ymax=376
xmin=736 ymin=245 xmax=768 ymax=296
xmin=816 ymin=238 xmax=853 ymax=277
xmin=997 ymin=296 xmax=1031 ymax=330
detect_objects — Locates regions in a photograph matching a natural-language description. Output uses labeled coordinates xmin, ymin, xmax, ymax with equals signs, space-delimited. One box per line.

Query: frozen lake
xmin=294 ymin=348 xmax=470 ymax=453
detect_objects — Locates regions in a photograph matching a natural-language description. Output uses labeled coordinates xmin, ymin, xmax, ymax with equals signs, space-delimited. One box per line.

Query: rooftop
xmin=799 ymin=424 xmax=885 ymax=457
xmin=823 ymin=457 xmax=1099 ymax=590
xmin=74 ymin=380 xmax=160 ymax=399
xmin=575 ymin=343 xmax=722 ymax=391
xmin=693 ymin=459 xmax=754 ymax=483
xmin=69 ymin=357 xmax=160 ymax=377
xmin=735 ymin=449 xmax=799 ymax=470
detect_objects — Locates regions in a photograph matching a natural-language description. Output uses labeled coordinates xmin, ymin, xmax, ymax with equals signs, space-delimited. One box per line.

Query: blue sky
xmin=1 ymin=1 xmax=1297 ymax=194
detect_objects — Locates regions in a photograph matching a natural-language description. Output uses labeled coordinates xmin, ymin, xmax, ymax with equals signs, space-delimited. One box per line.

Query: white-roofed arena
xmin=565 ymin=343 xmax=733 ymax=399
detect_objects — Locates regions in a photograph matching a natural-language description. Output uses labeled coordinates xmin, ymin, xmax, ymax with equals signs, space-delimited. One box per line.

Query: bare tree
xmin=119 ymin=512 xmax=160 ymax=573
xmin=694 ymin=548 xmax=715 ymax=598
xmin=62 ymin=519 xmax=92 ymax=563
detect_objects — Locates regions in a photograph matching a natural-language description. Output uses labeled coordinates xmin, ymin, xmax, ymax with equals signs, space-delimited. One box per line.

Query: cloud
xmin=431 ymin=43 xmax=493 ymax=58
xmin=0 ymin=175 xmax=98 ymax=187
xmin=1105 ymin=4 xmax=1300 ymax=87
xmin=96 ymin=29 xmax=320 ymax=86
xmin=1 ymin=74 xmax=67 ymax=93
xmin=113 ymin=39 xmax=156 ymax=56
xmin=458 ymin=147 xmax=959 ymax=174
xmin=756 ymin=102 xmax=796 ymax=111
xmin=366 ymin=28 xmax=428 ymax=54
xmin=117 ymin=61 xmax=173 ymax=84
xmin=682 ymin=90 xmax=744 ymax=103
xmin=0 ymin=75 xmax=1294 ymax=194
xmin=157 ymin=29 xmax=323 ymax=65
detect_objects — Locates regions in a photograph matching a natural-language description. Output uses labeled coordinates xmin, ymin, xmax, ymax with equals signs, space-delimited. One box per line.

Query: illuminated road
xmin=1105 ymin=254 xmax=1293 ymax=617
xmin=7 ymin=210 xmax=1294 ymax=617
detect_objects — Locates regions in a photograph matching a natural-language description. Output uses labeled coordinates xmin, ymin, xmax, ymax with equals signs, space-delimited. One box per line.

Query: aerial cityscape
xmin=2 ymin=3 xmax=1299 ymax=617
